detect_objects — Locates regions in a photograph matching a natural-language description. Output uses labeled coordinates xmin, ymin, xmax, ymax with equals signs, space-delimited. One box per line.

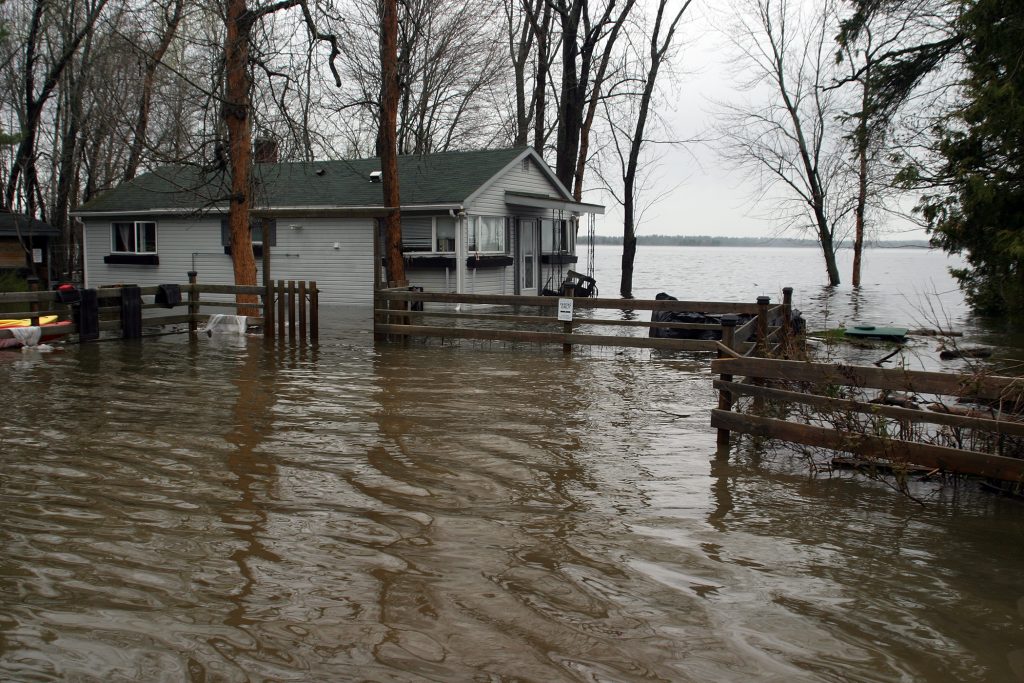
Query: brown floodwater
xmin=2 ymin=302 xmax=1024 ymax=682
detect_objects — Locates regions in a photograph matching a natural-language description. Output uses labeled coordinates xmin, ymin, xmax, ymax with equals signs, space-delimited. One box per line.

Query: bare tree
xmin=601 ymin=0 xmax=692 ymax=298
xmin=3 ymin=0 xmax=111 ymax=214
xmin=123 ymin=0 xmax=185 ymax=182
xmin=719 ymin=0 xmax=851 ymax=286
xmin=835 ymin=0 xmax=958 ymax=286
xmin=552 ymin=0 xmax=638 ymax=199
xmin=333 ymin=0 xmax=508 ymax=156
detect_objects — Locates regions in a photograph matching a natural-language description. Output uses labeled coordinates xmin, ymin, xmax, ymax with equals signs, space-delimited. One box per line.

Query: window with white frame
xmin=401 ymin=216 xmax=458 ymax=254
xmin=541 ymin=218 xmax=572 ymax=253
xmin=111 ymin=221 xmax=157 ymax=253
xmin=469 ymin=216 xmax=507 ymax=253
xmin=435 ymin=216 xmax=456 ymax=252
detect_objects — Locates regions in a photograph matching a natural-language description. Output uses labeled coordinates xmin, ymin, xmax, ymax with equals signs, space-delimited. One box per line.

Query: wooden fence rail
xmin=711 ymin=356 xmax=1024 ymax=483
xmin=0 ymin=275 xmax=318 ymax=346
xmin=374 ymin=287 xmax=796 ymax=354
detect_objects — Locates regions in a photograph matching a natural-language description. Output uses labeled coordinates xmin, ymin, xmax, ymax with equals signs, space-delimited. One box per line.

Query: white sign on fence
xmin=557 ymin=298 xmax=574 ymax=322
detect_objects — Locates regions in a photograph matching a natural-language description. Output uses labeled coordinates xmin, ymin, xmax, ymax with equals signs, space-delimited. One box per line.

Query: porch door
xmin=518 ymin=219 xmax=539 ymax=295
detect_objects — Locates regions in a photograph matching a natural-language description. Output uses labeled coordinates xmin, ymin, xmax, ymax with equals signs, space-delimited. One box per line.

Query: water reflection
xmin=220 ymin=346 xmax=279 ymax=632
xmin=2 ymin=299 xmax=1024 ymax=680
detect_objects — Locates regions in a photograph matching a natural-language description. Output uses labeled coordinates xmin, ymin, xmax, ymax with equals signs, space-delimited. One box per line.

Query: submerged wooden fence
xmin=374 ymin=287 xmax=796 ymax=354
xmin=711 ymin=356 xmax=1024 ymax=483
xmin=0 ymin=273 xmax=318 ymax=345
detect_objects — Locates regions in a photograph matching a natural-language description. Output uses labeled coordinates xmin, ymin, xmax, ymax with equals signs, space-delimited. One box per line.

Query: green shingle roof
xmin=76 ymin=147 xmax=536 ymax=214
xmin=0 ymin=211 xmax=57 ymax=236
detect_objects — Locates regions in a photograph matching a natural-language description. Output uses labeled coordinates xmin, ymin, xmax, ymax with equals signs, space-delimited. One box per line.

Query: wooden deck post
xmin=781 ymin=287 xmax=793 ymax=348
xmin=756 ymin=296 xmax=770 ymax=355
xmin=187 ymin=271 xmax=199 ymax=335
xmin=298 ymin=280 xmax=307 ymax=345
xmin=717 ymin=314 xmax=738 ymax=449
xmin=309 ymin=281 xmax=319 ymax=345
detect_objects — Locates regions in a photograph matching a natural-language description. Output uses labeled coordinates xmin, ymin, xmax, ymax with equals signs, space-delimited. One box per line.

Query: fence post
xmin=781 ymin=287 xmax=793 ymax=348
xmin=298 ymin=280 xmax=307 ymax=346
xmin=373 ymin=288 xmax=384 ymax=342
xmin=187 ymin=271 xmax=198 ymax=335
xmin=263 ymin=274 xmax=274 ymax=344
xmin=309 ymin=281 xmax=319 ymax=345
xmin=717 ymin=314 xmax=738 ymax=450
xmin=26 ymin=276 xmax=40 ymax=326
xmin=756 ymin=295 xmax=770 ymax=355
xmin=276 ymin=279 xmax=286 ymax=341
xmin=562 ymin=284 xmax=575 ymax=354
xmin=288 ymin=280 xmax=297 ymax=344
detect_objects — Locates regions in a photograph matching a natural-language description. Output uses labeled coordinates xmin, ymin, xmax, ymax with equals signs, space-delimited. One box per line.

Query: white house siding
xmin=465 ymin=155 xmax=560 ymax=217
xmin=464 ymin=264 xmax=511 ymax=295
xmin=84 ymin=215 xmax=374 ymax=306
xmin=405 ymin=266 xmax=455 ymax=293
xmin=460 ymin=156 xmax=567 ymax=296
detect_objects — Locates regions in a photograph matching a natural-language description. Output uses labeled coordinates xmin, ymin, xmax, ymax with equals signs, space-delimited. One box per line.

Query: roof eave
xmin=505 ymin=191 xmax=605 ymax=215
xmin=73 ymin=202 xmax=465 ymax=219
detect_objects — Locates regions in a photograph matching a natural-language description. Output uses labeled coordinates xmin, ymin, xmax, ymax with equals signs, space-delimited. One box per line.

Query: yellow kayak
xmin=0 ymin=315 xmax=58 ymax=328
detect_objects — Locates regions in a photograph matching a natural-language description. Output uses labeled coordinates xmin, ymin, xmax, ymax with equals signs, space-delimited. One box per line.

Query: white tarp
xmin=204 ymin=314 xmax=248 ymax=336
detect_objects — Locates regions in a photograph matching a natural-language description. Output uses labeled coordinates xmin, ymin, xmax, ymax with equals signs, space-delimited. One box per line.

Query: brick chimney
xmin=254 ymin=137 xmax=279 ymax=163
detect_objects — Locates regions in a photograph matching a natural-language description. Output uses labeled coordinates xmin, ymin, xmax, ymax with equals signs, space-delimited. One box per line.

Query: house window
xmin=469 ymin=216 xmax=507 ymax=253
xmin=541 ymin=218 xmax=572 ymax=253
xmin=435 ymin=217 xmax=456 ymax=252
xmin=111 ymin=221 xmax=157 ymax=253
xmin=401 ymin=217 xmax=458 ymax=254
xmin=221 ymin=218 xmax=276 ymax=256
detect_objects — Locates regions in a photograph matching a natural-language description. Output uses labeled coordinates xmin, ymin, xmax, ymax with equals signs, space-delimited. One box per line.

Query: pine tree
xmin=916 ymin=0 xmax=1024 ymax=317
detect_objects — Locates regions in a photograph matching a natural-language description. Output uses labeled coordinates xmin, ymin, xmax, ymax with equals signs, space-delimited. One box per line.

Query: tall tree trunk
xmin=52 ymin=33 xmax=91 ymax=279
xmin=224 ymin=0 xmax=258 ymax=313
xmin=574 ymin=0 xmax=637 ymax=202
xmin=532 ymin=1 xmax=551 ymax=153
xmin=124 ymin=0 xmax=184 ymax=182
xmin=621 ymin=200 xmax=637 ymax=298
xmin=510 ymin=0 xmax=535 ymax=147
xmin=380 ymin=0 xmax=406 ymax=285
xmin=851 ymin=74 xmax=870 ymax=288
xmin=554 ymin=2 xmax=583 ymax=189
xmin=816 ymin=205 xmax=841 ymax=286
xmin=852 ymin=139 xmax=867 ymax=287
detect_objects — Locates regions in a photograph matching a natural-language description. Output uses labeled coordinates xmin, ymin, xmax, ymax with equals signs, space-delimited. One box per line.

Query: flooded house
xmin=0 ymin=210 xmax=60 ymax=287
xmin=73 ymin=147 xmax=603 ymax=305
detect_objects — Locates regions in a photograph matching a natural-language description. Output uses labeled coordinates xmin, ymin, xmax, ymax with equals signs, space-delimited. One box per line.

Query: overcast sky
xmin=586 ymin=3 xmax=929 ymax=242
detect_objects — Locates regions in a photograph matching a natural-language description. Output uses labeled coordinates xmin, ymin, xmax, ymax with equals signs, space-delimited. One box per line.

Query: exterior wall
xmin=83 ymin=215 xmax=374 ymax=305
xmin=462 ymin=263 xmax=512 ymax=295
xmin=464 ymin=155 xmax=579 ymax=295
xmin=405 ymin=265 xmax=455 ymax=293
xmin=465 ymin=155 xmax=560 ymax=216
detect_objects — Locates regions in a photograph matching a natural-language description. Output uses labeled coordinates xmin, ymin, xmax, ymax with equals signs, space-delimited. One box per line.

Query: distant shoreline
xmin=584 ymin=235 xmax=931 ymax=249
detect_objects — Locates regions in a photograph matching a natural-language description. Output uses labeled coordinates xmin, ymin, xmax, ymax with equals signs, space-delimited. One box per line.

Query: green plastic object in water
xmin=844 ymin=324 xmax=908 ymax=341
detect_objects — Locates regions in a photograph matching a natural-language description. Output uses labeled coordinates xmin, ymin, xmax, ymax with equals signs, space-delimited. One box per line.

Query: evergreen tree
xmin=914 ymin=0 xmax=1024 ymax=317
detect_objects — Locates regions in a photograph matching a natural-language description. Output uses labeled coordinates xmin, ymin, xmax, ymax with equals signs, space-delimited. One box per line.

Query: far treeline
xmin=584 ymin=235 xmax=930 ymax=248
xmin=0 ymin=0 xmax=1021 ymax=317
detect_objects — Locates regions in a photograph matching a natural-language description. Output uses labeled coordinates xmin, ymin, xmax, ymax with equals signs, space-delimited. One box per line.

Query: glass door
xmin=518 ymin=219 xmax=538 ymax=294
